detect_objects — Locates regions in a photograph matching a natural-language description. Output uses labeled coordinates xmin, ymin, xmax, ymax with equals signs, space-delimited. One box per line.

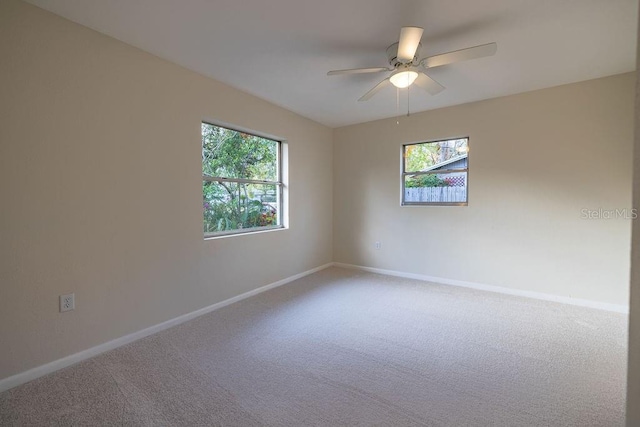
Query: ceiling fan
xmin=327 ymin=27 xmax=497 ymax=102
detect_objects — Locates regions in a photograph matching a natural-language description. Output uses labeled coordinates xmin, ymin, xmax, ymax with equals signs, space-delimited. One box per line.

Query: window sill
xmin=204 ymin=225 xmax=286 ymax=240
xmin=401 ymin=202 xmax=468 ymax=207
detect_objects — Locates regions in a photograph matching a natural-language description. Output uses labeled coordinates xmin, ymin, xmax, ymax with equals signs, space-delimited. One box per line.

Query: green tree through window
xmin=202 ymin=123 xmax=282 ymax=236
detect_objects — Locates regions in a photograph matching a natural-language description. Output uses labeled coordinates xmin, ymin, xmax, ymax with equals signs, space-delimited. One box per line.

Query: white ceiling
xmin=26 ymin=0 xmax=638 ymax=128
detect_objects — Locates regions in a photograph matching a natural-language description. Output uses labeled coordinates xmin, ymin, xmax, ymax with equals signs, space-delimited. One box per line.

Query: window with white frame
xmin=402 ymin=137 xmax=469 ymax=206
xmin=202 ymin=122 xmax=283 ymax=237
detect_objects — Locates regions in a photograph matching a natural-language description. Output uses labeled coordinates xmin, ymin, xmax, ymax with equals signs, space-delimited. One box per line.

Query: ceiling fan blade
xmin=413 ymin=72 xmax=445 ymax=95
xmin=327 ymin=67 xmax=390 ymax=76
xmin=358 ymin=78 xmax=391 ymax=102
xmin=397 ymin=26 xmax=424 ymax=63
xmin=422 ymin=42 xmax=497 ymax=69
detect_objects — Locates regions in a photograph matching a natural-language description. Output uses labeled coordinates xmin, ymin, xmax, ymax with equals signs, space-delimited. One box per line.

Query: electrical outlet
xmin=60 ymin=293 xmax=75 ymax=312
xmin=375 ymin=241 xmax=381 ymax=250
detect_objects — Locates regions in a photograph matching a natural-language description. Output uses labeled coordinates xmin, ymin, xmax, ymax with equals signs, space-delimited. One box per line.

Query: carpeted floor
xmin=0 ymin=267 xmax=628 ymax=426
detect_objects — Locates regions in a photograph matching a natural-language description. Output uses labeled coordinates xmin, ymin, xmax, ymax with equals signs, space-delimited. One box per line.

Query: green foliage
xmin=405 ymin=174 xmax=449 ymax=188
xmin=202 ymin=124 xmax=276 ymax=180
xmin=202 ymin=124 xmax=279 ymax=233
xmin=405 ymin=143 xmax=439 ymax=172
xmin=404 ymin=139 xmax=468 ymax=172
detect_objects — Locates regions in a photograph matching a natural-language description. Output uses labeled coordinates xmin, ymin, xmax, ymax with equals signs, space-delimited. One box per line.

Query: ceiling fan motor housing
xmin=387 ymin=42 xmax=421 ymax=67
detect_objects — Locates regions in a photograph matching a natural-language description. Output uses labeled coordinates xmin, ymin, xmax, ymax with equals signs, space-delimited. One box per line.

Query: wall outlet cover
xmin=60 ymin=293 xmax=75 ymax=312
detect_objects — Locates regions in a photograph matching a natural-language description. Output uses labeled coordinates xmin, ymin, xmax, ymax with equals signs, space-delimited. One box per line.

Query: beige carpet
xmin=0 ymin=267 xmax=628 ymax=426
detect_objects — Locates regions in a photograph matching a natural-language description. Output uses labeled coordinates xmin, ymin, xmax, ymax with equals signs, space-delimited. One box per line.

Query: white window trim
xmin=202 ymin=121 xmax=286 ymax=238
xmin=401 ymin=137 xmax=470 ymax=207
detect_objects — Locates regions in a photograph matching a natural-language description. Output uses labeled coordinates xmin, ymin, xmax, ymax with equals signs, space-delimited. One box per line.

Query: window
xmin=202 ymin=122 xmax=283 ymax=237
xmin=402 ymin=137 xmax=469 ymax=206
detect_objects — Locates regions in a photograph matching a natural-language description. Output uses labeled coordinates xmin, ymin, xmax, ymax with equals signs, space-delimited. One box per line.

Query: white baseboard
xmin=0 ymin=263 xmax=333 ymax=393
xmin=1 ymin=261 xmax=626 ymax=393
xmin=332 ymin=262 xmax=629 ymax=314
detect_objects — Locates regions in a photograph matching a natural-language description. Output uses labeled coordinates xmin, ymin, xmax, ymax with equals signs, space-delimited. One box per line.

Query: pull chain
xmin=396 ymin=86 xmax=400 ymax=125
xmin=407 ymin=84 xmax=410 ymax=117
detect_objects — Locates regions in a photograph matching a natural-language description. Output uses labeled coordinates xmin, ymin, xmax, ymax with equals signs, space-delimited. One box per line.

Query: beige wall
xmin=334 ymin=73 xmax=635 ymax=306
xmin=626 ymin=11 xmax=640 ymax=426
xmin=0 ymin=0 xmax=333 ymax=380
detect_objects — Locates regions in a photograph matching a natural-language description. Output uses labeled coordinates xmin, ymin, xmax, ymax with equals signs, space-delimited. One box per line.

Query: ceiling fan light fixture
xmin=390 ymin=69 xmax=419 ymax=88
xmin=326 ymin=24 xmax=497 ymax=103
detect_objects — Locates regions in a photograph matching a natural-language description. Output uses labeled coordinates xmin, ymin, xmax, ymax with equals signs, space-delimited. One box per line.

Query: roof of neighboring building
xmin=423 ymin=153 xmax=468 ymax=172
